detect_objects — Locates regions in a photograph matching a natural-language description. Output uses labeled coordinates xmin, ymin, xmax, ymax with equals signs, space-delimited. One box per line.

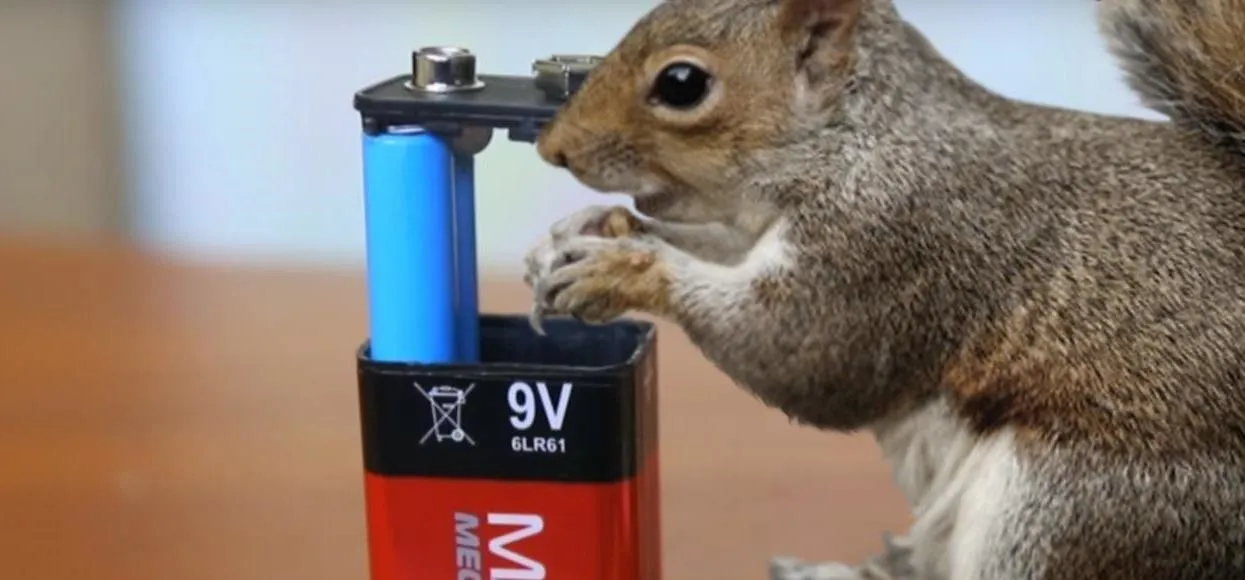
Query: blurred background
xmin=1 ymin=0 xmax=1161 ymax=274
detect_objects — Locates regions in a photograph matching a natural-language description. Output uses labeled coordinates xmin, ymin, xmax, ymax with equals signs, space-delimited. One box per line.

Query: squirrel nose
xmin=536 ymin=123 xmax=570 ymax=168
xmin=547 ymin=150 xmax=568 ymax=169
xmin=536 ymin=140 xmax=568 ymax=168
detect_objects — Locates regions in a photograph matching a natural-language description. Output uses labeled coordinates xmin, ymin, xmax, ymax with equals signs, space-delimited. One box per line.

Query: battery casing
xmin=356 ymin=314 xmax=661 ymax=580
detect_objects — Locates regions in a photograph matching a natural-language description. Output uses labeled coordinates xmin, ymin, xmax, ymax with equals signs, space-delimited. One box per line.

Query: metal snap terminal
xmin=532 ymin=54 xmax=603 ymax=101
xmin=408 ymin=46 xmax=486 ymax=93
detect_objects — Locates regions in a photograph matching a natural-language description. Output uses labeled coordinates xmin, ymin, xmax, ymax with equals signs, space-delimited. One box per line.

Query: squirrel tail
xmin=1099 ymin=0 xmax=1245 ymax=157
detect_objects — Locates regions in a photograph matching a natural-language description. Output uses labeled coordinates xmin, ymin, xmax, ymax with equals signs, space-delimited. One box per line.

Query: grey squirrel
xmin=522 ymin=0 xmax=1245 ymax=578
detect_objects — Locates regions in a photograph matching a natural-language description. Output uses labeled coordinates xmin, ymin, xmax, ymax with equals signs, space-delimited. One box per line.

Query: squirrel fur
xmin=522 ymin=0 xmax=1245 ymax=578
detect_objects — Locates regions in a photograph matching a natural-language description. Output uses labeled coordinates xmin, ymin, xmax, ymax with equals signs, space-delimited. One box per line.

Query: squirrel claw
xmin=527 ymin=302 xmax=548 ymax=336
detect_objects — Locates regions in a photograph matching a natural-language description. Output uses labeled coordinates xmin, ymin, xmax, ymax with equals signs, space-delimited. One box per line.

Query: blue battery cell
xmin=361 ymin=129 xmax=457 ymax=364
xmin=452 ymin=153 xmax=480 ymax=362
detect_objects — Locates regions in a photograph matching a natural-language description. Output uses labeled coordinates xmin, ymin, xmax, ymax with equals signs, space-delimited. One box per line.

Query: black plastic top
xmin=356 ymin=315 xmax=659 ymax=483
xmin=353 ymin=74 xmax=566 ymax=142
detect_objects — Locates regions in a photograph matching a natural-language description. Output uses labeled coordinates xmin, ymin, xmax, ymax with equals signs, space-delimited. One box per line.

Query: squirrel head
xmin=536 ymin=0 xmax=878 ymax=223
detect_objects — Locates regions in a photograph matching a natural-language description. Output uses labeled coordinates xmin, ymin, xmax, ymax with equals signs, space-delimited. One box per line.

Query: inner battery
xmin=356 ymin=314 xmax=661 ymax=580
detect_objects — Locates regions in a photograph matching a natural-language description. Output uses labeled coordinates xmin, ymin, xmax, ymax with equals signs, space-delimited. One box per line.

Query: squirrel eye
xmin=649 ymin=61 xmax=712 ymax=109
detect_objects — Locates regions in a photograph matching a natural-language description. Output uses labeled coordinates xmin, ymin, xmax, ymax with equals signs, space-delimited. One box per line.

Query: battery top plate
xmin=354 ymin=74 xmax=565 ymax=142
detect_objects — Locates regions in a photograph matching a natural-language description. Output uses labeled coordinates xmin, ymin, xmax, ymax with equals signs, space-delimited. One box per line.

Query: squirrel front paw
xmin=523 ymin=205 xmax=643 ymax=286
xmin=523 ymin=234 xmax=672 ymax=333
xmin=552 ymin=204 xmax=644 ymax=239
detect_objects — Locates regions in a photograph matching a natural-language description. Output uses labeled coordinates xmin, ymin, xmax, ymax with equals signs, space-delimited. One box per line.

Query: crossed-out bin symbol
xmin=414 ymin=382 xmax=476 ymax=445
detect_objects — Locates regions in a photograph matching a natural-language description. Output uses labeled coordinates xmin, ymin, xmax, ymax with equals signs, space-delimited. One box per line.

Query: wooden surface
xmin=0 ymin=239 xmax=909 ymax=580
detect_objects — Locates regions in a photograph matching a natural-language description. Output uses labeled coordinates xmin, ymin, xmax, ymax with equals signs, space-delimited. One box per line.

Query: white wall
xmin=113 ymin=0 xmax=1161 ymax=274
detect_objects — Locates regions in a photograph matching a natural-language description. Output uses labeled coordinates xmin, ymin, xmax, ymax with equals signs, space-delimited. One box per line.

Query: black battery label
xmin=358 ymin=366 xmax=641 ymax=482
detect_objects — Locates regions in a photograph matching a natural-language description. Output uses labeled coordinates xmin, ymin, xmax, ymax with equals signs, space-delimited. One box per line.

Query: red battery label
xmin=362 ymin=453 xmax=660 ymax=579
xmin=356 ymin=317 xmax=661 ymax=580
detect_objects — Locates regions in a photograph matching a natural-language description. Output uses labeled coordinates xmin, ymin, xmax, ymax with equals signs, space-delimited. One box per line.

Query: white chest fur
xmin=870 ymin=399 xmax=1026 ymax=580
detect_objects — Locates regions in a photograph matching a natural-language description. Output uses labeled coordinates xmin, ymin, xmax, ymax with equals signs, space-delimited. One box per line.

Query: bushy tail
xmin=1099 ymin=0 xmax=1245 ymax=157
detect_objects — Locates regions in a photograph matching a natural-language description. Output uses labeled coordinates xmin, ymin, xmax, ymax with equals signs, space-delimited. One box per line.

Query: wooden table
xmin=0 ymin=238 xmax=909 ymax=580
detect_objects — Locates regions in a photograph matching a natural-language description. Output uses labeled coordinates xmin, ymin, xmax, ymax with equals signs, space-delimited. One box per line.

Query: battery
xmin=354 ymin=46 xmax=660 ymax=580
xmin=356 ymin=315 xmax=661 ymax=580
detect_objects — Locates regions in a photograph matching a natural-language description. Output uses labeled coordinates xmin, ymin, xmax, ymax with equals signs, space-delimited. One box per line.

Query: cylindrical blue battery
xmin=361 ymin=129 xmax=458 ymax=364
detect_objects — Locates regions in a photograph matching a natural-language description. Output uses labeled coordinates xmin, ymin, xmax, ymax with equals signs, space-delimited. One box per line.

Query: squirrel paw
xmin=523 ymin=205 xmax=643 ymax=288
xmin=551 ymin=204 xmax=644 ymax=240
xmin=524 ymin=234 xmax=671 ymax=333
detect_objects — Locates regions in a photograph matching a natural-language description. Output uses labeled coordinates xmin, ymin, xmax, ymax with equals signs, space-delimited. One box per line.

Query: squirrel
xmin=522 ymin=0 xmax=1245 ymax=578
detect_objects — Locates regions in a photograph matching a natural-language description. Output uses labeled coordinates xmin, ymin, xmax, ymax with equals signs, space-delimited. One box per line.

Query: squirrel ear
xmin=778 ymin=0 xmax=862 ymax=83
